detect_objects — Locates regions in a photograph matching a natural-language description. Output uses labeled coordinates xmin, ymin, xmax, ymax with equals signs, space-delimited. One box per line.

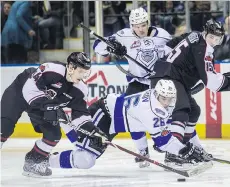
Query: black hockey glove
xmin=179 ymin=142 xmax=205 ymax=163
xmin=106 ymin=38 xmax=127 ymax=57
xmin=223 ymin=72 xmax=230 ymax=77
xmin=76 ymin=122 xmax=109 ymax=151
xmin=190 ymin=82 xmax=204 ymax=95
xmin=42 ymin=103 xmax=61 ymax=125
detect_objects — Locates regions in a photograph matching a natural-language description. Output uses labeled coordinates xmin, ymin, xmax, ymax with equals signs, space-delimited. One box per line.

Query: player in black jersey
xmin=1 ymin=52 xmax=108 ymax=177
xmin=150 ymin=19 xmax=230 ymax=166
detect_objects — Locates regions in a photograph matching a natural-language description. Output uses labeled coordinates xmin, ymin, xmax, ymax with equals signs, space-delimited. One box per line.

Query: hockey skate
xmin=135 ymin=147 xmax=150 ymax=168
xmin=22 ymin=151 xmax=52 ymax=178
xmin=164 ymin=152 xmax=194 ymax=170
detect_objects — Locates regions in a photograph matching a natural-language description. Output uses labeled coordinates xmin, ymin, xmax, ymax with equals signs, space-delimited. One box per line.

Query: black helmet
xmin=204 ymin=19 xmax=225 ymax=37
xmin=67 ymin=52 xmax=91 ymax=70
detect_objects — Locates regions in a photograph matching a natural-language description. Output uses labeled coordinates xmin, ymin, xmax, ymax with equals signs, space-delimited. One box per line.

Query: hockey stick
xmin=212 ymin=158 xmax=230 ymax=164
xmin=106 ymin=141 xmax=213 ymax=177
xmin=79 ymin=23 xmax=155 ymax=78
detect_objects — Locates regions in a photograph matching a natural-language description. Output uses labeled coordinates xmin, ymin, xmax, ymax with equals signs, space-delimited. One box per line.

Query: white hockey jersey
xmin=105 ymin=89 xmax=185 ymax=155
xmin=93 ymin=27 xmax=172 ymax=85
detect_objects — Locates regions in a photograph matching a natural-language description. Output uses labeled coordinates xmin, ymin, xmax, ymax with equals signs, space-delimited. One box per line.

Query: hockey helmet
xmin=129 ymin=7 xmax=149 ymax=26
xmin=67 ymin=52 xmax=91 ymax=70
xmin=204 ymin=19 xmax=225 ymax=37
xmin=154 ymin=80 xmax=177 ymax=98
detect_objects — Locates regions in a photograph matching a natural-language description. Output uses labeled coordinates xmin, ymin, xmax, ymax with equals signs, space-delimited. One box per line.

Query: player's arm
xmin=192 ymin=43 xmax=230 ymax=92
xmin=32 ymin=64 xmax=65 ymax=93
xmin=93 ymin=29 xmax=127 ymax=57
xmin=65 ymin=87 xmax=108 ymax=156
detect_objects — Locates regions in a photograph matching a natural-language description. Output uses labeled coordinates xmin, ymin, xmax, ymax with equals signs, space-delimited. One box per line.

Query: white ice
xmin=1 ymin=138 xmax=230 ymax=187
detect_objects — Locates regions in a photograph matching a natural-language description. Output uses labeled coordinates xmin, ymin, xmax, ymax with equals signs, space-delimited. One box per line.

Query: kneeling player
xmin=49 ymin=80 xmax=209 ymax=171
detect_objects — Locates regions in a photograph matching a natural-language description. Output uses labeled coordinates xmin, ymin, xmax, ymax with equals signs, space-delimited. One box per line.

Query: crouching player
xmin=48 ymin=80 xmax=211 ymax=172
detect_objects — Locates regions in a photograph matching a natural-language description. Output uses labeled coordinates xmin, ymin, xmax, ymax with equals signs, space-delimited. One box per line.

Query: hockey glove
xmin=223 ymin=72 xmax=230 ymax=77
xmin=179 ymin=142 xmax=204 ymax=163
xmin=76 ymin=122 xmax=109 ymax=151
xmin=190 ymin=82 xmax=204 ymax=95
xmin=106 ymin=38 xmax=127 ymax=57
xmin=42 ymin=103 xmax=61 ymax=125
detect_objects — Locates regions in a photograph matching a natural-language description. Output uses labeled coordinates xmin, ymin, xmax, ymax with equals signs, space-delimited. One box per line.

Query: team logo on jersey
xmin=130 ymin=40 xmax=141 ymax=49
xmin=39 ymin=65 xmax=46 ymax=72
xmin=188 ymin=32 xmax=199 ymax=43
xmin=161 ymin=128 xmax=170 ymax=136
xmin=143 ymin=39 xmax=153 ymax=46
xmin=136 ymin=48 xmax=158 ymax=69
xmin=205 ymin=55 xmax=213 ymax=62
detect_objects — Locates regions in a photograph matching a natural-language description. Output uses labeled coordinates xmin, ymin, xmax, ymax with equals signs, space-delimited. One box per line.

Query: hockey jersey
xmin=105 ymin=89 xmax=185 ymax=155
xmin=22 ymin=61 xmax=91 ymax=121
xmin=153 ymin=32 xmax=229 ymax=92
xmin=93 ymin=27 xmax=172 ymax=85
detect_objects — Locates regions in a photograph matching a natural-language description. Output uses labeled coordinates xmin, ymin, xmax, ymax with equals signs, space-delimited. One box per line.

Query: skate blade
xmin=22 ymin=171 xmax=52 ymax=178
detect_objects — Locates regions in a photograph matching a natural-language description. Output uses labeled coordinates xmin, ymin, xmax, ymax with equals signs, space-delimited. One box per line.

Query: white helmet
xmin=154 ymin=80 xmax=177 ymax=98
xmin=129 ymin=7 xmax=149 ymax=26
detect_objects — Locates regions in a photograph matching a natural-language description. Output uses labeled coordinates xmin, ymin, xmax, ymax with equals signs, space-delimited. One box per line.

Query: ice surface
xmin=1 ymin=139 xmax=230 ymax=187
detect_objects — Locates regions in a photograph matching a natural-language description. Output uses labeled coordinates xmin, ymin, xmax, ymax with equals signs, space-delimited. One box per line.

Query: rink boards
xmin=1 ymin=63 xmax=230 ymax=138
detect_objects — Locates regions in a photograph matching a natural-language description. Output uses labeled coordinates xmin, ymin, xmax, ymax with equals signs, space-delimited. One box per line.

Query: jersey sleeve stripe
xmin=114 ymin=96 xmax=126 ymax=132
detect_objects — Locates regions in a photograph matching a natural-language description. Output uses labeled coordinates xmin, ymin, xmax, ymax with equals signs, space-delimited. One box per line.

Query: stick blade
xmin=186 ymin=161 xmax=213 ymax=177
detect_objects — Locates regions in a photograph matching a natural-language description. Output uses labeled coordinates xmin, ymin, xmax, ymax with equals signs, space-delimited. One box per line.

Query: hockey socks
xmin=49 ymin=150 xmax=97 ymax=169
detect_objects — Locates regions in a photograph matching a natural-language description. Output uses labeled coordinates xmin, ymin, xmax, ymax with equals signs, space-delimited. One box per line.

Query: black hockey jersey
xmin=152 ymin=32 xmax=229 ymax=92
xmin=22 ymin=61 xmax=90 ymax=120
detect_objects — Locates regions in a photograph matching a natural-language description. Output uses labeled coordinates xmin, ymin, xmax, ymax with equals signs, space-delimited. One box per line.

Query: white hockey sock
xmin=189 ymin=130 xmax=202 ymax=149
xmin=49 ymin=149 xmax=97 ymax=169
xmin=132 ymin=134 xmax=148 ymax=152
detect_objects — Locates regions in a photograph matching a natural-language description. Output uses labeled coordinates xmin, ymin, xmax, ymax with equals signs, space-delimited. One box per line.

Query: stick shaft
xmin=107 ymin=142 xmax=189 ymax=177
xmin=79 ymin=23 xmax=152 ymax=74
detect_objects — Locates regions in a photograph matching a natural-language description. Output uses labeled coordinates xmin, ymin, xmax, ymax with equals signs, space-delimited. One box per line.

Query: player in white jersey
xmin=93 ymin=7 xmax=172 ymax=167
xmin=49 ymin=80 xmax=210 ymax=172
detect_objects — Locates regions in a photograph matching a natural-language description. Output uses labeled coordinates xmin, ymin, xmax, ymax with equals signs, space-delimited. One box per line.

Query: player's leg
xmin=23 ymin=115 xmax=62 ymax=177
xmin=1 ymin=82 xmax=28 ymax=148
xmin=164 ymin=80 xmax=192 ymax=166
xmin=186 ymin=98 xmax=213 ymax=160
xmin=126 ymin=81 xmax=150 ymax=167
xmin=184 ymin=97 xmax=201 ymax=144
xmin=49 ymin=98 xmax=113 ymax=169
xmin=1 ymin=67 xmax=36 ymax=148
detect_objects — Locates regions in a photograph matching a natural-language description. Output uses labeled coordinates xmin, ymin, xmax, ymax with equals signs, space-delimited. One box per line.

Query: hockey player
xmin=93 ymin=7 xmax=172 ymax=167
xmin=1 ymin=52 xmax=108 ymax=177
xmin=49 ymin=79 xmax=210 ymax=172
xmin=150 ymin=19 xmax=230 ymax=165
